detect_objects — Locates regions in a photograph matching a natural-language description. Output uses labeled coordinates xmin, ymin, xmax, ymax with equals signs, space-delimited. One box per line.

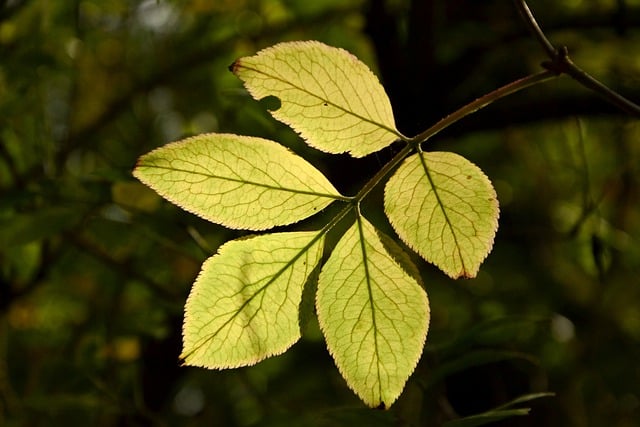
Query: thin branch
xmin=411 ymin=70 xmax=557 ymax=144
xmin=354 ymin=142 xmax=413 ymax=202
xmin=513 ymin=0 xmax=555 ymax=58
xmin=354 ymin=70 xmax=557 ymax=203
xmin=514 ymin=0 xmax=640 ymax=117
xmin=554 ymin=48 xmax=640 ymax=117
xmin=442 ymin=91 xmax=640 ymax=137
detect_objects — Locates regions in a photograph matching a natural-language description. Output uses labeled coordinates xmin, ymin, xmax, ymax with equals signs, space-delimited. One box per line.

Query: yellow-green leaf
xmin=384 ymin=151 xmax=499 ymax=279
xmin=181 ymin=231 xmax=324 ymax=368
xmin=231 ymin=41 xmax=400 ymax=158
xmin=316 ymin=214 xmax=429 ymax=408
xmin=133 ymin=133 xmax=344 ymax=230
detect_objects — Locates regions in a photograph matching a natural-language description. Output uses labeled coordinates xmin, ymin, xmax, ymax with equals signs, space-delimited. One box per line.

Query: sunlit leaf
xmin=181 ymin=231 xmax=324 ymax=368
xmin=375 ymin=227 xmax=424 ymax=289
xmin=316 ymin=214 xmax=429 ymax=408
xmin=384 ymin=151 xmax=499 ymax=279
xmin=231 ymin=41 xmax=401 ymax=158
xmin=134 ymin=133 xmax=344 ymax=230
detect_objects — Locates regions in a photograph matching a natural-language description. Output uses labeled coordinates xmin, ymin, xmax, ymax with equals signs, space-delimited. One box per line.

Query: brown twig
xmin=514 ymin=0 xmax=640 ymax=117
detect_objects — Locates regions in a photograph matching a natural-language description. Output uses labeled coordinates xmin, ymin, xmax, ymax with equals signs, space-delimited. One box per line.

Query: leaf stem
xmin=550 ymin=48 xmax=640 ymax=117
xmin=352 ymin=70 xmax=556 ymax=203
xmin=354 ymin=142 xmax=414 ymax=202
xmin=513 ymin=0 xmax=556 ymax=58
xmin=409 ymin=70 xmax=557 ymax=145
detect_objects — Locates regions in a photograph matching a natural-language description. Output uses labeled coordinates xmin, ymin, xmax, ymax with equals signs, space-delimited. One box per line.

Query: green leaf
xmin=134 ymin=133 xmax=344 ymax=230
xmin=384 ymin=151 xmax=499 ymax=279
xmin=316 ymin=213 xmax=429 ymax=408
xmin=443 ymin=392 xmax=554 ymax=427
xmin=181 ymin=231 xmax=324 ymax=368
xmin=494 ymin=392 xmax=555 ymax=410
xmin=443 ymin=409 xmax=531 ymax=427
xmin=231 ymin=41 xmax=400 ymax=158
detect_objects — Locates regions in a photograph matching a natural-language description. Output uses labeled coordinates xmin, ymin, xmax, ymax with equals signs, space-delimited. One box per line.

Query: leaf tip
xmin=460 ymin=270 xmax=478 ymax=280
xmin=229 ymin=58 xmax=245 ymax=74
xmin=132 ymin=157 xmax=145 ymax=176
xmin=178 ymin=354 xmax=188 ymax=367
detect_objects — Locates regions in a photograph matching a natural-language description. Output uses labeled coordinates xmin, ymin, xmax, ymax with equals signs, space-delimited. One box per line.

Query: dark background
xmin=1 ymin=0 xmax=639 ymax=425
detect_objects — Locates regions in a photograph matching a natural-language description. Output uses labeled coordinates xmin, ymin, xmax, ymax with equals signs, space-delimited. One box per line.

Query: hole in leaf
xmin=259 ymin=95 xmax=281 ymax=111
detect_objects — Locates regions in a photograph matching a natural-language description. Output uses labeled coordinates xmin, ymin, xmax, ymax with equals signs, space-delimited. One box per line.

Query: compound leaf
xmin=316 ymin=214 xmax=429 ymax=408
xmin=384 ymin=151 xmax=499 ymax=279
xmin=181 ymin=231 xmax=324 ymax=368
xmin=231 ymin=41 xmax=400 ymax=158
xmin=134 ymin=133 xmax=343 ymax=230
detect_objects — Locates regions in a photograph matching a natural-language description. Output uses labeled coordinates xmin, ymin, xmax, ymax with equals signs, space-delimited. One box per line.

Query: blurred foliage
xmin=1 ymin=0 xmax=639 ymax=426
